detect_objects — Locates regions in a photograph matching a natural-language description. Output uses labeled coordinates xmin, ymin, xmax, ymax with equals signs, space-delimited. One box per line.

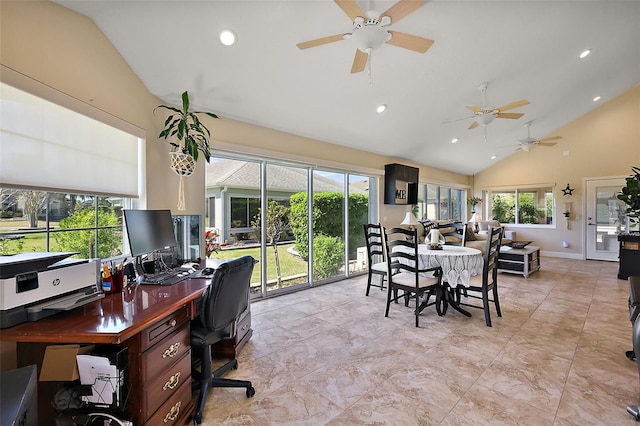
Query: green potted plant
xmin=617 ymin=166 xmax=640 ymax=226
xmin=155 ymin=91 xmax=218 ymax=170
xmin=154 ymin=91 xmax=218 ymax=209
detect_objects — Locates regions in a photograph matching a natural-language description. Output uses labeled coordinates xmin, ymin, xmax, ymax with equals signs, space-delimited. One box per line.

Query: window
xmin=417 ymin=184 xmax=464 ymax=221
xmin=0 ymin=188 xmax=131 ymax=258
xmin=489 ymin=185 xmax=554 ymax=225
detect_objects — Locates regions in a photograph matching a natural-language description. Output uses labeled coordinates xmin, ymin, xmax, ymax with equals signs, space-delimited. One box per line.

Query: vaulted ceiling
xmin=56 ymin=0 xmax=640 ymax=175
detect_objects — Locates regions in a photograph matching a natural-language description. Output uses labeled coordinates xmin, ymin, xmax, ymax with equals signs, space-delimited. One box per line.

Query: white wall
xmin=474 ymin=86 xmax=640 ymax=258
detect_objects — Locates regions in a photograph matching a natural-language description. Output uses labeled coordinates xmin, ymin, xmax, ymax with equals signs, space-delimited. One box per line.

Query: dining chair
xmin=383 ymin=226 xmax=443 ymax=327
xmin=454 ymin=226 xmax=504 ymax=326
xmin=363 ymin=223 xmax=387 ymax=295
xmin=191 ymin=256 xmax=257 ymax=424
xmin=438 ymin=222 xmax=467 ymax=246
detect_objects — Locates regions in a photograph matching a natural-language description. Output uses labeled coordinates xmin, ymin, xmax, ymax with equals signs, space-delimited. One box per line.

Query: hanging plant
xmin=154 ymin=91 xmax=219 ymax=210
xmin=155 ymin=91 xmax=218 ymax=163
xmin=618 ymin=166 xmax=640 ymax=225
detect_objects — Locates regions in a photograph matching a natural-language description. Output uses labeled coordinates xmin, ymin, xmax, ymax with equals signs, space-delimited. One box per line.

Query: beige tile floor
xmin=200 ymin=257 xmax=640 ymax=425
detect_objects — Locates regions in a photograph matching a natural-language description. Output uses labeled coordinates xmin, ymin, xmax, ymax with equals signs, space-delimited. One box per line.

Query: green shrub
xmin=313 ymin=235 xmax=344 ymax=280
xmin=290 ymin=192 xmax=369 ymax=260
xmin=0 ymin=210 xmax=14 ymax=219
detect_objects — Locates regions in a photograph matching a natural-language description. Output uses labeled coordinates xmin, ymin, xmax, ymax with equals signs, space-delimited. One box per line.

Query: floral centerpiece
xmin=468 ymin=196 xmax=482 ymax=211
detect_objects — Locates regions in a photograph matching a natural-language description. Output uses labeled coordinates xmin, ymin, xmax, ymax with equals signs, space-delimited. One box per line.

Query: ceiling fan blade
xmin=334 ymin=0 xmax=365 ymax=21
xmin=466 ymin=104 xmax=483 ymax=113
xmin=381 ymin=0 xmax=424 ymax=24
xmin=351 ymin=49 xmax=368 ymax=73
xmin=538 ymin=142 xmax=558 ymax=147
xmin=495 ymin=112 xmax=524 ymax=119
xmin=441 ymin=114 xmax=474 ymax=124
xmin=468 ymin=121 xmax=479 ymax=130
xmin=297 ymin=33 xmax=346 ymax=50
xmin=387 ymin=31 xmax=433 ymax=53
xmin=538 ymin=135 xmax=562 ymax=143
xmin=496 ymin=99 xmax=529 ymax=112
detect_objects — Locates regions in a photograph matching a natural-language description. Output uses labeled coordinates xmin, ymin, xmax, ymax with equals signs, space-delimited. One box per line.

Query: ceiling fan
xmin=442 ymin=82 xmax=529 ymax=142
xmin=514 ymin=121 xmax=562 ymax=152
xmin=443 ymin=82 xmax=529 ymax=130
xmin=296 ymin=0 xmax=434 ymax=74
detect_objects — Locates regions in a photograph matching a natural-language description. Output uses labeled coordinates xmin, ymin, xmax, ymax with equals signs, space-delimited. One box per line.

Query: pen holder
xmin=111 ymin=269 xmax=124 ymax=293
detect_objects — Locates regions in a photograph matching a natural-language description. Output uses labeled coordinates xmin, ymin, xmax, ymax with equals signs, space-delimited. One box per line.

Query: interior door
xmin=585 ymin=178 xmax=625 ymax=261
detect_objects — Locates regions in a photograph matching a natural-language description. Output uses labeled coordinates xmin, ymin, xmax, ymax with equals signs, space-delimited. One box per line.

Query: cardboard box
xmin=39 ymin=344 xmax=94 ymax=382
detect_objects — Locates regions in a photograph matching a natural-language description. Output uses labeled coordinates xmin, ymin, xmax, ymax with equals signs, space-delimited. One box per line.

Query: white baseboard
xmin=541 ymin=250 xmax=584 ymax=260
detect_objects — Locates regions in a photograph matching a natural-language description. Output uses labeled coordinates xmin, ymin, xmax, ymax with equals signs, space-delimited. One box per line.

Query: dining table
xmin=395 ymin=244 xmax=484 ymax=316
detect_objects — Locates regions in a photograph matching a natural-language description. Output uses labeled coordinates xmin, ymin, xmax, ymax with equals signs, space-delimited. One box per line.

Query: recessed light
xmin=593 ymin=96 xmax=601 ymax=102
xmin=579 ymin=49 xmax=591 ymax=59
xmin=219 ymin=30 xmax=236 ymax=46
xmin=376 ymin=104 xmax=387 ymax=114
xmin=490 ymin=155 xmax=497 ymax=160
xmin=451 ymin=138 xmax=459 ymax=144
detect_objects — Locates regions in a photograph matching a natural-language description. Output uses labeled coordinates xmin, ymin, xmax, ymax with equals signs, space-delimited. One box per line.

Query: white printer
xmin=0 ymin=252 xmax=104 ymax=328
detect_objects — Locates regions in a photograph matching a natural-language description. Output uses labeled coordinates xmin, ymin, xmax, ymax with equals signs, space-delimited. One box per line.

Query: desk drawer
xmin=142 ymin=323 xmax=190 ymax=381
xmin=143 ymin=378 xmax=191 ymax=426
xmin=141 ymin=305 xmax=190 ymax=352
xmin=143 ymin=349 xmax=191 ymax=420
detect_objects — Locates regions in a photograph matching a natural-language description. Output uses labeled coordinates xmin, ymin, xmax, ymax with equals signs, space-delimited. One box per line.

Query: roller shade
xmin=0 ymin=83 xmax=140 ymax=197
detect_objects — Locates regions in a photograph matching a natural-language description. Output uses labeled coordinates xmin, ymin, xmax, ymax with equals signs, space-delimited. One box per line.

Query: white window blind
xmin=0 ymin=83 xmax=140 ymax=197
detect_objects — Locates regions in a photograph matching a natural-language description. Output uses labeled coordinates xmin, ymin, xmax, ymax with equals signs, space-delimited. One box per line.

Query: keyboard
xmin=139 ymin=269 xmax=193 ymax=286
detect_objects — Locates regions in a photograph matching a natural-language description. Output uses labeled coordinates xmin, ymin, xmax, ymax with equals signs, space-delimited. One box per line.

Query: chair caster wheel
xmin=246 ymin=386 xmax=256 ymax=398
xmin=627 ymin=405 xmax=640 ymax=421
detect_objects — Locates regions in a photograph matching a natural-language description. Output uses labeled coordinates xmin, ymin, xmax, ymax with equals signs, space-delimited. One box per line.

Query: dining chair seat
xmin=371 ymin=261 xmax=387 ymax=273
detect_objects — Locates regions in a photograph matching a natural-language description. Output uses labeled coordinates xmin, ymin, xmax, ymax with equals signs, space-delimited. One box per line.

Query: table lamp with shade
xmin=401 ymin=212 xmax=420 ymax=233
xmin=469 ymin=212 xmax=481 ymax=233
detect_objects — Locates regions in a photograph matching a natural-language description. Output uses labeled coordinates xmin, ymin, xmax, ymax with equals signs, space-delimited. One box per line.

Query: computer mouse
xmin=202 ymin=267 xmax=215 ymax=276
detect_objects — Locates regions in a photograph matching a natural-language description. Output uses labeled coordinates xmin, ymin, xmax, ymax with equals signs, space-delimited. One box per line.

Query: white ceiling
xmin=55 ymin=0 xmax=640 ymax=175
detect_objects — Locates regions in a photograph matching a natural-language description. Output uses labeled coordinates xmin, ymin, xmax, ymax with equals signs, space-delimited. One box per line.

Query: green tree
xmin=251 ymin=200 xmax=290 ymax=288
xmin=492 ymin=194 xmax=515 ymax=223
xmin=54 ymin=208 xmax=120 ymax=258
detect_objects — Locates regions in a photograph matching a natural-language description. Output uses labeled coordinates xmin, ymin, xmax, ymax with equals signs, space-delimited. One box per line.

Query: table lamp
xmin=469 ymin=212 xmax=481 ymax=234
xmin=401 ymin=212 xmax=420 ymax=233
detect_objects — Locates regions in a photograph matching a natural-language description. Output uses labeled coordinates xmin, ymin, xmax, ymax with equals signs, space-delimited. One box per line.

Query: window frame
xmin=484 ymin=183 xmax=556 ymax=227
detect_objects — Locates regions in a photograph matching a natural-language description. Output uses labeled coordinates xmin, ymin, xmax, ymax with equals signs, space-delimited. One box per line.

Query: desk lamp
xmin=470 ymin=212 xmax=481 ymax=234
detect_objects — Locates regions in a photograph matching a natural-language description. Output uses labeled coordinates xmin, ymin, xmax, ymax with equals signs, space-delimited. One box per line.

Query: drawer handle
xmin=241 ymin=324 xmax=249 ymax=332
xmin=168 ymin=319 xmax=177 ymax=327
xmin=163 ymin=401 xmax=181 ymax=423
xmin=163 ymin=372 xmax=181 ymax=390
xmin=162 ymin=342 xmax=180 ymax=358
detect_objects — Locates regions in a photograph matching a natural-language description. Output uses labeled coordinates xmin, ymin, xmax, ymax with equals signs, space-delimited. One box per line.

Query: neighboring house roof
xmin=206 ymin=159 xmax=366 ymax=194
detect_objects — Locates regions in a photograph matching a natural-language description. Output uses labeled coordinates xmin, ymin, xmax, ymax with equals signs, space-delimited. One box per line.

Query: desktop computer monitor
xmin=123 ymin=209 xmax=178 ymax=258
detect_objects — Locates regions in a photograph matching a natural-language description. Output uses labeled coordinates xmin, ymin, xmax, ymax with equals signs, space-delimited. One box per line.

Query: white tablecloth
xmin=393 ymin=245 xmax=483 ymax=287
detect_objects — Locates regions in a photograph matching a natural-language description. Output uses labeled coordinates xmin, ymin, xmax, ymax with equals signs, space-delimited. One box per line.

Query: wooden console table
xmin=498 ymin=245 xmax=540 ymax=278
xmin=0 ymin=278 xmax=211 ymax=426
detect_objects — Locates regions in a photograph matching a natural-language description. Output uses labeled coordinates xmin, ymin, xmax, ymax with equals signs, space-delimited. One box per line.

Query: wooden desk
xmin=0 ymin=278 xmax=209 ymax=426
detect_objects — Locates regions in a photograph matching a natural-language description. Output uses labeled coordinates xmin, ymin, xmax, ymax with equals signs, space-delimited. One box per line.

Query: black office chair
xmin=191 ymin=256 xmax=257 ymax=425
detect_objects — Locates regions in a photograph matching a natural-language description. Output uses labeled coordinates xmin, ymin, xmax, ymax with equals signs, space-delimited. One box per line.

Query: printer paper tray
xmin=26 ymin=289 xmax=104 ymax=322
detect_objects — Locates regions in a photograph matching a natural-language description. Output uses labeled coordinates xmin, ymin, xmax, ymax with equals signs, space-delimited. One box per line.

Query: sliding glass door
xmin=205 ymin=156 xmax=376 ymax=299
